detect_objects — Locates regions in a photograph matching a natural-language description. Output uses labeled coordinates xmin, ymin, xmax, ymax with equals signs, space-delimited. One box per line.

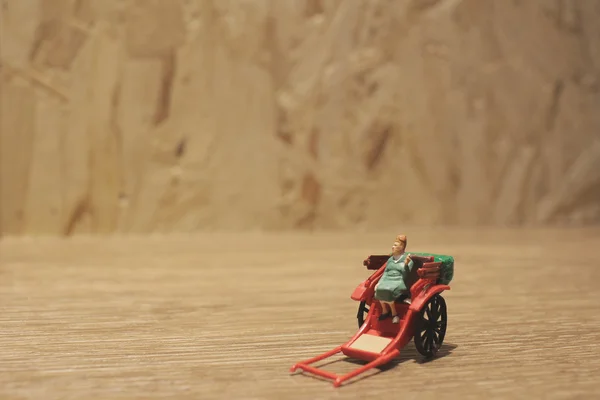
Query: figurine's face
xmin=391 ymin=241 xmax=405 ymax=256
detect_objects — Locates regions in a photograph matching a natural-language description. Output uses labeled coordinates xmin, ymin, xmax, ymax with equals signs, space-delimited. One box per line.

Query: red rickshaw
xmin=290 ymin=252 xmax=455 ymax=387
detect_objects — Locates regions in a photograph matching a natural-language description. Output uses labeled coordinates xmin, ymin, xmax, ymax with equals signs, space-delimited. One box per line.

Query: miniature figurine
xmin=290 ymin=237 xmax=455 ymax=387
xmin=374 ymin=235 xmax=414 ymax=323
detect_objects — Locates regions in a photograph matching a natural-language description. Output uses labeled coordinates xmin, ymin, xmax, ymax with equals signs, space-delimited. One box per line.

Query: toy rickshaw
xmin=290 ymin=250 xmax=454 ymax=387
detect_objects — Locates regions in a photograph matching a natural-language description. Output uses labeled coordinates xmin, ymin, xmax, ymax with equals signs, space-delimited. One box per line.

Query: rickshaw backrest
xmin=363 ymin=254 xmax=446 ymax=288
xmin=363 ymin=255 xmax=390 ymax=270
xmin=405 ymin=255 xmax=434 ymax=289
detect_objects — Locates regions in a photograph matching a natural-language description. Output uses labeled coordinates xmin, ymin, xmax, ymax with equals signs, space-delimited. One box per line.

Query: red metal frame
xmin=290 ymin=255 xmax=450 ymax=387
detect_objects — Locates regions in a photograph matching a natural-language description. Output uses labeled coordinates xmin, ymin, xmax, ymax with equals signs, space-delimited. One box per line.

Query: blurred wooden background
xmin=2 ymin=0 xmax=600 ymax=236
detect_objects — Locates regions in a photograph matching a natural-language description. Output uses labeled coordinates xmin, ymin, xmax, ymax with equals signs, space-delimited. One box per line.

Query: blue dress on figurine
xmin=374 ymin=253 xmax=414 ymax=302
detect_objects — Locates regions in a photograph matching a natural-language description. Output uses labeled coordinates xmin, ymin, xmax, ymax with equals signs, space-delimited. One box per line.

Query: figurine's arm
xmin=403 ymin=254 xmax=414 ymax=275
xmin=376 ymin=258 xmax=394 ymax=285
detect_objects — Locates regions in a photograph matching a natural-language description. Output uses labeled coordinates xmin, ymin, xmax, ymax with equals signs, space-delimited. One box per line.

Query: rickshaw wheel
xmin=414 ymin=294 xmax=447 ymax=358
xmin=356 ymin=300 xmax=369 ymax=328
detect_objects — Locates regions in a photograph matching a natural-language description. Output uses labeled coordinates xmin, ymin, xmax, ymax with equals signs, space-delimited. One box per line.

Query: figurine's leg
xmin=380 ymin=301 xmax=389 ymax=313
xmin=378 ymin=301 xmax=391 ymax=320
xmin=392 ymin=304 xmax=401 ymax=323
xmin=390 ymin=302 xmax=400 ymax=323
xmin=401 ymin=291 xmax=411 ymax=304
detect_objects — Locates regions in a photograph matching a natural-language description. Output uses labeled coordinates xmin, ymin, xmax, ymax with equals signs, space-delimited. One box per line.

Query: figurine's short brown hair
xmin=396 ymin=235 xmax=407 ymax=246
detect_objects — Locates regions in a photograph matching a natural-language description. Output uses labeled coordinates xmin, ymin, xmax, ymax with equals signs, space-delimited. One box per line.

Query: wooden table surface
xmin=2 ymin=228 xmax=600 ymax=399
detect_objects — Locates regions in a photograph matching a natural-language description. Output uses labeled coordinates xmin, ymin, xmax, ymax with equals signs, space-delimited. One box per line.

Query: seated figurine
xmin=374 ymin=234 xmax=414 ymax=324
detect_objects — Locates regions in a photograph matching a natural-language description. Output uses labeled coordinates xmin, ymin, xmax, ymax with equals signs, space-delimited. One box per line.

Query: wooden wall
xmin=1 ymin=0 xmax=600 ymax=236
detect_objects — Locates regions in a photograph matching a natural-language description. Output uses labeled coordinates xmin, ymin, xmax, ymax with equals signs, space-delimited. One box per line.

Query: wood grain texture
xmin=1 ymin=0 xmax=600 ymax=236
xmin=1 ymin=229 xmax=600 ymax=399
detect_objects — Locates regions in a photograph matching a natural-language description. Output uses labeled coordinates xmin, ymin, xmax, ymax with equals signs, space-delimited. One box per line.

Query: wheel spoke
xmin=425 ymin=306 xmax=434 ymax=321
xmin=431 ymin=307 xmax=439 ymax=322
xmin=435 ymin=298 xmax=442 ymax=315
xmin=357 ymin=302 xmax=370 ymax=327
xmin=433 ymin=330 xmax=441 ymax=345
xmin=428 ymin=297 xmax=438 ymax=319
xmin=426 ymin=330 xmax=434 ymax=352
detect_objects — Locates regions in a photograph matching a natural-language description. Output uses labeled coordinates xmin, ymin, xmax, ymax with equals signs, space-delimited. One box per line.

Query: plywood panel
xmin=1 ymin=0 xmax=599 ymax=235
